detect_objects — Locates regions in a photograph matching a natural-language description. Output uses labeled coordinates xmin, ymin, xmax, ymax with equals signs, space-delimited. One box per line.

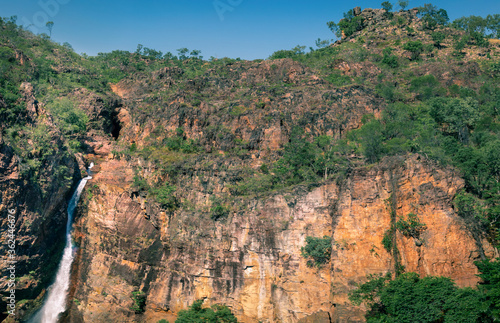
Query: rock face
xmin=2 ymin=7 xmax=498 ymax=323
xmin=65 ymin=153 xmax=494 ymax=322
xmin=58 ymin=53 xmax=498 ymax=323
xmin=340 ymin=8 xmax=419 ymax=41
xmin=0 ymin=88 xmax=82 ymax=322
xmin=111 ymin=58 xmax=384 ymax=157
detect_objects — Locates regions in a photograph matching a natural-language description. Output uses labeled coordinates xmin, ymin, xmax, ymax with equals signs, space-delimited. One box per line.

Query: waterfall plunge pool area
xmin=29 ymin=163 xmax=94 ymax=323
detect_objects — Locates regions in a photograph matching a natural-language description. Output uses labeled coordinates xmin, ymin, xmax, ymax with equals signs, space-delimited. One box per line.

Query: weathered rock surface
xmin=0 ymin=97 xmax=81 ymax=322
xmin=65 ymin=153 xmax=494 ymax=322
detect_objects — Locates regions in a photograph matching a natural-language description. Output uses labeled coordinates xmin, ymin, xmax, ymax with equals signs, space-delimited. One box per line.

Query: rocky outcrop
xmin=60 ymin=52 xmax=498 ymax=322
xmin=111 ymin=58 xmax=383 ymax=156
xmin=0 ymin=118 xmax=81 ymax=321
xmin=339 ymin=7 xmax=419 ymax=41
xmin=1 ymin=7 xmax=497 ymax=323
xmin=330 ymin=155 xmax=497 ymax=321
xmin=65 ymin=153 xmax=494 ymax=322
xmin=68 ymin=88 xmax=121 ymax=135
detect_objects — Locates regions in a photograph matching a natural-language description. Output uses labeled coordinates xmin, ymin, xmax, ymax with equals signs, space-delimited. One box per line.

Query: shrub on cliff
xmin=410 ymin=74 xmax=446 ymax=100
xmin=431 ymin=32 xmax=446 ymax=48
xmin=151 ymin=183 xmax=178 ymax=210
xmin=210 ymin=197 xmax=230 ymax=221
xmin=301 ymin=236 xmax=333 ymax=267
xmin=176 ymin=299 xmax=237 ymax=323
xmin=272 ymin=128 xmax=322 ymax=186
xmin=130 ymin=290 xmax=147 ymax=313
xmin=381 ymin=47 xmax=399 ymax=68
xmin=395 ymin=213 xmax=427 ymax=238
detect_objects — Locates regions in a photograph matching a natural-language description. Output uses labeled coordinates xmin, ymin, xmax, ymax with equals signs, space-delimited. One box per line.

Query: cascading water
xmin=30 ymin=163 xmax=94 ymax=323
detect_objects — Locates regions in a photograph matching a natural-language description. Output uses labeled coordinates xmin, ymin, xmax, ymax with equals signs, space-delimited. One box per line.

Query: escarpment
xmin=0 ymin=84 xmax=83 ymax=321
xmin=65 ymin=152 xmax=495 ymax=322
xmin=1 ymin=4 xmax=499 ymax=322
xmin=64 ymin=50 xmax=497 ymax=320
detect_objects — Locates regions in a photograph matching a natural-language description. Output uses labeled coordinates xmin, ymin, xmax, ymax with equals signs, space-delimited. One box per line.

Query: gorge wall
xmin=62 ymin=55 xmax=498 ymax=322
xmin=63 ymin=152 xmax=495 ymax=322
xmin=0 ymin=7 xmax=498 ymax=322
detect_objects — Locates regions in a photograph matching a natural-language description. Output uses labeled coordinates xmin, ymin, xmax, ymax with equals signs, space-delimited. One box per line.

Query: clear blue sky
xmin=2 ymin=0 xmax=499 ymax=60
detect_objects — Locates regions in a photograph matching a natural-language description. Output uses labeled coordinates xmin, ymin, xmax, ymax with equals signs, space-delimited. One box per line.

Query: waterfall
xmin=30 ymin=163 xmax=94 ymax=323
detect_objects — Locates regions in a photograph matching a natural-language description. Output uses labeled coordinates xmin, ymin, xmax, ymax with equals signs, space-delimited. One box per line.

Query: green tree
xmin=327 ymin=9 xmax=365 ymax=38
xmin=453 ymin=14 xmax=500 ymax=38
xmin=135 ymin=44 xmax=143 ymax=54
xmin=189 ymin=49 xmax=202 ymax=59
xmin=177 ymin=48 xmax=189 ymax=60
xmin=62 ymin=42 xmax=74 ymax=51
xmin=429 ymin=97 xmax=479 ymax=144
xmin=397 ymin=0 xmax=409 ymax=10
xmin=431 ymin=31 xmax=446 ymax=48
xmin=381 ymin=47 xmax=399 ymax=68
xmin=46 ymin=21 xmax=54 ymax=38
xmin=315 ymin=38 xmax=331 ymax=49
xmin=403 ymin=40 xmax=424 ymax=60
xmin=151 ymin=183 xmax=177 ymax=210
xmin=357 ymin=119 xmax=384 ymax=163
xmin=49 ymin=98 xmax=88 ymax=138
xmin=475 ymin=258 xmax=500 ymax=320
xmin=130 ymin=291 xmax=147 ymax=313
xmin=142 ymin=47 xmax=163 ymax=59
xmin=350 ymin=272 xmax=486 ymax=322
xmin=271 ymin=127 xmax=321 ymax=186
xmin=452 ymin=16 xmax=492 ymax=47
xmin=410 ymin=74 xmax=445 ymax=100
xmin=418 ymin=4 xmax=449 ymax=29
xmin=381 ymin=1 xmax=393 ymax=12
xmin=486 ymin=14 xmax=500 ymax=38
xmin=444 ymin=287 xmax=489 ymax=322
xmin=269 ymin=45 xmax=306 ymax=59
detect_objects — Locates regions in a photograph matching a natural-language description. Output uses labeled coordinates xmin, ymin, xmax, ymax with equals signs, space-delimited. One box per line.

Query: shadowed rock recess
xmin=0 ymin=4 xmax=499 ymax=323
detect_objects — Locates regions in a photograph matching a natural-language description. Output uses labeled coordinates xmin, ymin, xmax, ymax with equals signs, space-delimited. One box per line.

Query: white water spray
xmin=31 ymin=163 xmax=94 ymax=323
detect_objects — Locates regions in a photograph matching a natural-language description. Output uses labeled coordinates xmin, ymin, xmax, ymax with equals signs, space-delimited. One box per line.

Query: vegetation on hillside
xmin=349 ymin=258 xmax=500 ymax=322
xmin=1 ymin=1 xmax=499 ymax=320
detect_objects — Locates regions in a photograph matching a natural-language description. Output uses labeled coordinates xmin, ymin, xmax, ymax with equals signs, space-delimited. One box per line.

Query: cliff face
xmin=1 ymin=6 xmax=498 ymax=322
xmin=60 ymin=43 xmax=499 ymax=322
xmin=330 ymin=156 xmax=497 ymax=321
xmin=0 ymin=84 xmax=82 ymax=321
xmin=111 ymin=58 xmax=383 ymax=155
xmin=65 ymin=152 xmax=495 ymax=322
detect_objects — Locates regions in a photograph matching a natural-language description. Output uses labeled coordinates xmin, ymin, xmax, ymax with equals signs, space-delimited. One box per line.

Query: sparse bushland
xmin=4 ymin=1 xmax=497 ymax=246
xmin=0 ymin=2 xmax=499 ymax=320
